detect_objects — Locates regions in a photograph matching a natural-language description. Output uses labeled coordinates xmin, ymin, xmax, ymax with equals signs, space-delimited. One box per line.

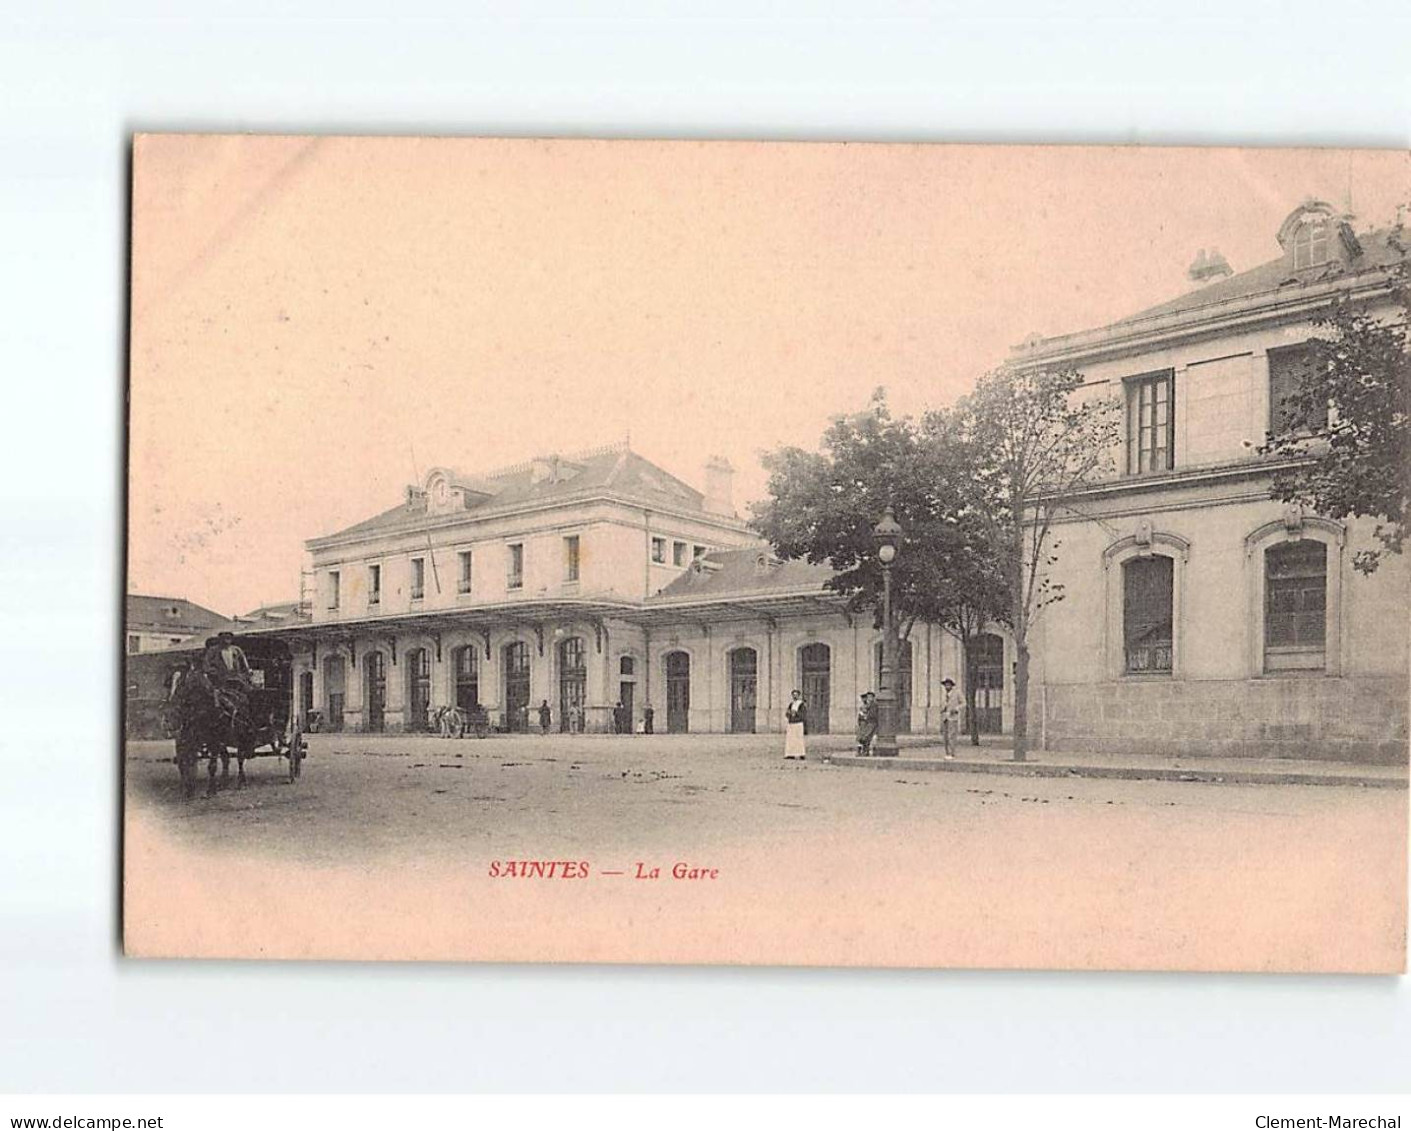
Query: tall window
xmin=1265 ymin=540 xmax=1327 ymax=671
xmin=564 ymin=535 xmax=580 ymax=582
xmin=1122 ymin=555 xmax=1174 ymax=674
xmin=1293 ymin=223 xmax=1330 ymax=269
xmin=1268 ymin=344 xmax=1329 ymax=435
xmin=673 ymin=541 xmax=687 ymax=566
xmin=328 ymin=570 xmax=340 ymax=610
xmin=507 ymin=543 xmax=524 ymax=590
xmin=458 ymin=550 xmax=473 ymax=594
xmin=410 ymin=557 xmax=425 ymax=601
xmin=651 ymin=537 xmax=666 ymax=564
xmin=453 ymin=645 xmax=479 ymax=711
xmin=1127 ymin=370 xmax=1175 ymax=474
xmin=367 ymin=563 xmax=381 ymax=606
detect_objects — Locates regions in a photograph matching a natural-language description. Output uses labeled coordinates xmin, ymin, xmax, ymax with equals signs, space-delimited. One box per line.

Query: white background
xmin=1 ymin=0 xmax=1409 ymax=1094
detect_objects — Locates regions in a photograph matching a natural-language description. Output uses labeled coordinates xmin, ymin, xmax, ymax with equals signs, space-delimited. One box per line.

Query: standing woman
xmin=784 ymin=689 xmax=808 ymax=761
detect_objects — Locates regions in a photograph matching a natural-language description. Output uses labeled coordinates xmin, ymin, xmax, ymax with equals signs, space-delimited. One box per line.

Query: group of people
xmin=783 ymin=677 xmax=963 ymax=762
xmin=526 ymin=700 xmax=656 ymax=735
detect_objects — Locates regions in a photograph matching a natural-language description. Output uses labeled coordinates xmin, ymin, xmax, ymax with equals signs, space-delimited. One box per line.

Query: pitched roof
xmin=313 ymin=443 xmax=712 ymax=544
xmin=649 ymin=548 xmax=836 ymax=603
xmin=1114 ymin=225 xmax=1403 ymax=327
xmin=237 ymin=600 xmax=311 ymax=625
xmin=126 ymin=594 xmax=233 ymax=635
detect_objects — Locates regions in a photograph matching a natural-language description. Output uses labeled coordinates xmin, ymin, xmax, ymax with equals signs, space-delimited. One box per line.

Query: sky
xmin=127 ymin=138 xmax=1410 ymax=616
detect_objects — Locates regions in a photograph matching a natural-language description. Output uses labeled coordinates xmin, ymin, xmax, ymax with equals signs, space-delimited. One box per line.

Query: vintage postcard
xmin=124 ymin=136 xmax=1409 ymax=970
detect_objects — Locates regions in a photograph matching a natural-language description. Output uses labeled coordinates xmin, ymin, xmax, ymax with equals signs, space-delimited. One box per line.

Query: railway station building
xmin=260 ymin=198 xmax=1406 ymax=763
xmin=279 ymin=442 xmax=1011 ymax=738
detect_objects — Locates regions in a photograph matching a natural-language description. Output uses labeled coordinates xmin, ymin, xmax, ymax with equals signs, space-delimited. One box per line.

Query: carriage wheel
xmin=287 ymin=729 xmax=305 ymax=782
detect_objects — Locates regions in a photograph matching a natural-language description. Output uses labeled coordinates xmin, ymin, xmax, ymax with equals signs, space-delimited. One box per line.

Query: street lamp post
xmin=872 ymin=505 xmax=903 ymax=759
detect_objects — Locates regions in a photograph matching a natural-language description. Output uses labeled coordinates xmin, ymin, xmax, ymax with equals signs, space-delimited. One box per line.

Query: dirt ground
xmin=122 ymin=732 xmax=1408 ymax=972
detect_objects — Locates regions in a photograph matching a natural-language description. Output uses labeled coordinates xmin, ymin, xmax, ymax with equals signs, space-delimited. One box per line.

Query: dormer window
xmin=1277 ymin=201 xmax=1356 ymax=274
xmin=1293 ymin=222 xmax=1330 ymax=269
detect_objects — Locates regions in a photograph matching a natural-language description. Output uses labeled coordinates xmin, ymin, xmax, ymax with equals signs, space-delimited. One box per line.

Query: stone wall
xmin=1040 ymin=676 xmax=1408 ymax=764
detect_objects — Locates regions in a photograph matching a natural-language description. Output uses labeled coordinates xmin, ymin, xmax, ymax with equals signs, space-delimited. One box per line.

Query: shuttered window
xmin=1265 ymin=540 xmax=1327 ymax=670
xmin=1268 ymin=344 xmax=1329 ymax=435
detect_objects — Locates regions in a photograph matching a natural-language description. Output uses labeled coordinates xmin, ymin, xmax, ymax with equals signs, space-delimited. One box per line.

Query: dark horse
xmin=170 ymin=667 xmax=258 ymax=799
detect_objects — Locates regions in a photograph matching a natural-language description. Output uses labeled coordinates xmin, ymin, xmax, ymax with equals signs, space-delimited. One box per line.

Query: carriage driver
xmin=203 ymin=632 xmax=253 ymax=718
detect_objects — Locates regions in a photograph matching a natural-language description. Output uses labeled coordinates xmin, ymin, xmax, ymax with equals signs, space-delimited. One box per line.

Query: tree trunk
xmin=1012 ymin=641 xmax=1030 ymax=763
xmin=965 ymin=647 xmax=980 ymax=746
xmin=1010 ymin=514 xmax=1029 ymax=762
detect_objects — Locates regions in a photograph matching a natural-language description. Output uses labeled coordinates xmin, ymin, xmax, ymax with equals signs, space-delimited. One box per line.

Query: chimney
xmin=1187 ymin=247 xmax=1233 ymax=286
xmin=702 ymin=456 xmax=735 ymax=516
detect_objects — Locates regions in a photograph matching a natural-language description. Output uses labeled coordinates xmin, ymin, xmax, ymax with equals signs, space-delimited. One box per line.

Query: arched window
xmin=406 ymin=647 xmax=431 ymax=731
xmin=1122 ymin=555 xmax=1174 ymax=674
xmin=323 ymin=654 xmax=346 ymax=732
xmin=364 ymin=651 xmax=387 ymax=733
xmin=1293 ymin=222 xmax=1330 ymax=269
xmin=1264 ymin=540 xmax=1328 ymax=671
xmin=559 ymin=638 xmax=587 ymax=732
xmin=799 ymin=643 xmax=831 ymax=735
xmin=452 ymin=645 xmax=479 ymax=712
xmin=1244 ymin=514 xmax=1343 ymax=677
xmin=729 ymin=648 xmax=758 ymax=734
xmin=665 ymin=650 xmax=691 ymax=733
xmin=1103 ymin=529 xmax=1189 ymax=679
xmin=619 ymin=655 xmax=635 ymax=676
xmin=503 ymin=641 xmax=531 ymax=731
xmin=966 ymin=633 xmax=1005 ymax=733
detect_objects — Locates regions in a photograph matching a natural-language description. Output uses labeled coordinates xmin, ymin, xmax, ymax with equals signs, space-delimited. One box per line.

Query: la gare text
xmin=487 ymin=860 xmax=720 ymax=881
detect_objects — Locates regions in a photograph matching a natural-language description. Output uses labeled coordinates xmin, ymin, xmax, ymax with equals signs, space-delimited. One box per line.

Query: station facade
xmin=279 ymin=442 xmax=1011 ymax=737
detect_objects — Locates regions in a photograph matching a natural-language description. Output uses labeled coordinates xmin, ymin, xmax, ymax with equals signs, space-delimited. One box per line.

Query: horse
xmin=169 ymin=666 xmax=259 ymax=799
xmin=434 ymin=704 xmax=467 ymax=738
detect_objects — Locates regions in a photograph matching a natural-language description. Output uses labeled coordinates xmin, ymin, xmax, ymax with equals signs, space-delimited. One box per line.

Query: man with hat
xmin=203 ymin=631 xmax=253 ymax=720
xmin=940 ymin=677 xmax=960 ymax=760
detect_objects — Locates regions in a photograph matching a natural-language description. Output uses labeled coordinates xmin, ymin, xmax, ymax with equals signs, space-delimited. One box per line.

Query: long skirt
xmin=784 ymin=720 xmax=807 ymax=758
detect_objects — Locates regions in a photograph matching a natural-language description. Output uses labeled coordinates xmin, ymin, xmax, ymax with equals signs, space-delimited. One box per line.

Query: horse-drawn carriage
xmin=158 ymin=633 xmax=307 ymax=798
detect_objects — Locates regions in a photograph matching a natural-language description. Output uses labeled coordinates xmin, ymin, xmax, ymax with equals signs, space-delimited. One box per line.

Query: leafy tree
xmin=751 ymin=391 xmax=1011 ymax=738
xmin=1262 ymin=220 xmax=1409 ymax=575
xmin=949 ymin=367 xmax=1122 ymax=762
xmin=917 ymin=410 xmax=1012 ymax=744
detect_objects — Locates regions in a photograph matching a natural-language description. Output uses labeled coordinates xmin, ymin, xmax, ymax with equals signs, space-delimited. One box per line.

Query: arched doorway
xmin=729 ymin=647 xmax=757 ymax=734
xmin=799 ymin=643 xmax=830 ymax=734
xmin=452 ymin=645 xmax=480 ymax=713
xmin=875 ymin=639 xmax=913 ymax=734
xmin=322 ymin=654 xmax=346 ymax=732
xmin=617 ymin=655 xmax=636 ymax=732
xmin=665 ymin=651 xmax=690 ymax=733
xmin=967 ymin=632 xmax=1005 ymax=734
xmin=559 ymin=637 xmax=587 ymax=733
xmin=299 ymin=670 xmax=314 ymax=730
xmin=503 ymin=641 xmax=530 ymax=732
xmin=364 ymin=651 xmax=387 ymax=733
xmin=406 ymin=647 xmax=431 ymax=732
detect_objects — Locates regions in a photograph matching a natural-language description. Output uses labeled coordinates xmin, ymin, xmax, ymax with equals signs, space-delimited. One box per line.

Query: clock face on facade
xmin=434 ymin=480 xmax=448 ymax=505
